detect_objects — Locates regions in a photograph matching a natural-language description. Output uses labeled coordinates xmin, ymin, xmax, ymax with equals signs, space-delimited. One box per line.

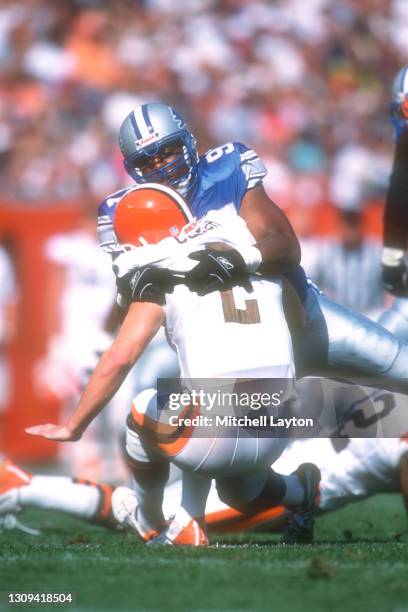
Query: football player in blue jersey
xmin=99 ymin=102 xmax=408 ymax=385
xmin=98 ymin=104 xmax=301 ymax=294
xmin=26 ymin=99 xmax=408 ymax=546
xmin=378 ymin=65 xmax=408 ymax=342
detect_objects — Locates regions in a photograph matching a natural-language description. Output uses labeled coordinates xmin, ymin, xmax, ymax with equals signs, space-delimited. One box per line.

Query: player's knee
xmin=216 ymin=477 xmax=261 ymax=513
xmin=125 ymin=415 xmax=169 ymax=486
xmin=216 ymin=483 xmax=250 ymax=512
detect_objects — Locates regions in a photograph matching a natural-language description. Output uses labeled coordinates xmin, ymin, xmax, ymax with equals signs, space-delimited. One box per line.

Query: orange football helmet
xmin=113 ymin=183 xmax=194 ymax=247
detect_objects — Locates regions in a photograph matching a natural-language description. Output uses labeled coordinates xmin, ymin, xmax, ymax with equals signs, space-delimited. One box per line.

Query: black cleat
xmin=283 ymin=462 xmax=321 ymax=545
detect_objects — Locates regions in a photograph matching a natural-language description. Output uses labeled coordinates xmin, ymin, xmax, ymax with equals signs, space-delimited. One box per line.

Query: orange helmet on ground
xmin=113 ymin=183 xmax=194 ymax=247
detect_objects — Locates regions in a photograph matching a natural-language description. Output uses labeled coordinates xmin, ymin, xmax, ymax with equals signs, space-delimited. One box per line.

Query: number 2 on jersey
xmin=221 ymin=289 xmax=260 ymax=324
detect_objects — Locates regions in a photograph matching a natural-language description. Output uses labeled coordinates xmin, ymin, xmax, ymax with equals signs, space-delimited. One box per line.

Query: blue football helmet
xmin=119 ymin=103 xmax=198 ymax=197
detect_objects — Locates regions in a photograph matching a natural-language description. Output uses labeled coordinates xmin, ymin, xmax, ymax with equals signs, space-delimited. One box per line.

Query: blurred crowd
xmin=0 ymin=0 xmax=406 ymax=211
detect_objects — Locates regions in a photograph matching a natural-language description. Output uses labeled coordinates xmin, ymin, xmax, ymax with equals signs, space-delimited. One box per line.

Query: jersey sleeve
xmin=97 ymin=188 xmax=128 ymax=259
xmin=235 ymin=142 xmax=267 ymax=191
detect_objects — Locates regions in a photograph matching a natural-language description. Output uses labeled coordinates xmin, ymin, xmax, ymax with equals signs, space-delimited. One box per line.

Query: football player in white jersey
xmin=3 ymin=363 xmax=408 ymax=537
xmin=26 ymin=186 xmax=321 ymax=547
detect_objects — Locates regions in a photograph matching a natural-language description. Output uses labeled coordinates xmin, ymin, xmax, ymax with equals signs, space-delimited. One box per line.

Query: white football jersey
xmin=164 ymin=278 xmax=295 ymax=380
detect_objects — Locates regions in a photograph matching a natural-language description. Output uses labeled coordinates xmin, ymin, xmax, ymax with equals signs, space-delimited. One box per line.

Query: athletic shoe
xmin=148 ymin=507 xmax=208 ymax=547
xmin=283 ymin=462 xmax=321 ymax=544
xmin=111 ymin=486 xmax=160 ymax=542
xmin=0 ymin=460 xmax=31 ymax=515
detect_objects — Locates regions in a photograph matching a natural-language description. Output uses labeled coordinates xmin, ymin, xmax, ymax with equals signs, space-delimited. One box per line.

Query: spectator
xmin=306 ymin=209 xmax=386 ymax=318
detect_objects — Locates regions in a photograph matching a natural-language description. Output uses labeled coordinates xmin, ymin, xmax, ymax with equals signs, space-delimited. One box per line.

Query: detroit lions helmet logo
xmin=171 ymin=108 xmax=185 ymax=129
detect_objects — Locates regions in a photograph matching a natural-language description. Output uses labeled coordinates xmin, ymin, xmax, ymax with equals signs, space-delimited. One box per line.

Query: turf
xmin=0 ymin=495 xmax=407 ymax=612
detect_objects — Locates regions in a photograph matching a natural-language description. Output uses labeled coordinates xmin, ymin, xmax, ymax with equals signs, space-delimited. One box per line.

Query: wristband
xmin=236 ymin=244 xmax=262 ymax=273
xmin=382 ymin=247 xmax=405 ymax=267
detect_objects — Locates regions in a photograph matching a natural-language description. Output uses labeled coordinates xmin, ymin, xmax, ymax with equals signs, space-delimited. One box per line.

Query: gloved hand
xmin=116 ymin=266 xmax=185 ymax=306
xmin=382 ymin=247 xmax=408 ymax=296
xmin=184 ymin=246 xmax=250 ymax=296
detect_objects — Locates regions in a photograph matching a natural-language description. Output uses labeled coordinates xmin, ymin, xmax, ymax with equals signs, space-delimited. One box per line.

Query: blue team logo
xmin=171 ymin=109 xmax=185 ymax=129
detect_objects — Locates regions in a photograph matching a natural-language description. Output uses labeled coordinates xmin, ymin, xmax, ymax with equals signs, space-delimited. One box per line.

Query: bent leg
xmin=125 ymin=416 xmax=169 ymax=535
xmin=299 ymin=286 xmax=408 ymax=381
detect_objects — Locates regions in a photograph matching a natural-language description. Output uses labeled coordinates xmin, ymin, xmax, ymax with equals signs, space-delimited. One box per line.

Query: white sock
xmin=179 ymin=471 xmax=211 ymax=519
xmin=19 ymin=476 xmax=100 ymax=520
xmin=281 ymin=474 xmax=305 ymax=506
xmin=132 ymin=479 xmax=165 ymax=532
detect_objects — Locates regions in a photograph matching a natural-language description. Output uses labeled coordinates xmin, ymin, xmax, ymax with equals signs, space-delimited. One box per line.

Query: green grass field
xmin=1 ymin=495 xmax=407 ymax=612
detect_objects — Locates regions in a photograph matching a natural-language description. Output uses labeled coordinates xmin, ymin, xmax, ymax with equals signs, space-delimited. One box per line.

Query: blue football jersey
xmin=97 ymin=142 xmax=266 ymax=257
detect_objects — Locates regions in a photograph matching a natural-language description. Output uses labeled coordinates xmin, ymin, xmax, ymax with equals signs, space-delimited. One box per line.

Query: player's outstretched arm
xmin=26 ymin=302 xmax=164 ymax=442
xmin=239 ymin=184 xmax=301 ymax=275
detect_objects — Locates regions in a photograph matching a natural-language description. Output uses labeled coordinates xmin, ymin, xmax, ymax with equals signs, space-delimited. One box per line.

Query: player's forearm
xmin=66 ymin=346 xmax=134 ymax=437
xmin=239 ymin=184 xmax=301 ymax=275
xmin=254 ymin=231 xmax=301 ymax=275
xmin=67 ymin=302 xmax=164 ymax=438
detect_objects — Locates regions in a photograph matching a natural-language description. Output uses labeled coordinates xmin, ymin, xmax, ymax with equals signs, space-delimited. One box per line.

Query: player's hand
xmin=382 ymin=262 xmax=408 ymax=296
xmin=185 ymin=246 xmax=250 ymax=296
xmin=25 ymin=423 xmax=81 ymax=442
xmin=116 ymin=266 xmax=185 ymax=306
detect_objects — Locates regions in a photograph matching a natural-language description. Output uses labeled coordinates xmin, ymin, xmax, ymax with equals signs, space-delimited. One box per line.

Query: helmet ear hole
xmin=114 ymin=183 xmax=194 ymax=247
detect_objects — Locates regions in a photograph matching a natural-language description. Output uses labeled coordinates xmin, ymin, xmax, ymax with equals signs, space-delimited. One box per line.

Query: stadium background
xmin=0 ymin=0 xmax=405 ymax=462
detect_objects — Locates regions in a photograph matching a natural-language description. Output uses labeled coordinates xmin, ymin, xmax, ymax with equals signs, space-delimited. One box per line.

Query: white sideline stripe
xmin=240 ymin=149 xmax=257 ymax=160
